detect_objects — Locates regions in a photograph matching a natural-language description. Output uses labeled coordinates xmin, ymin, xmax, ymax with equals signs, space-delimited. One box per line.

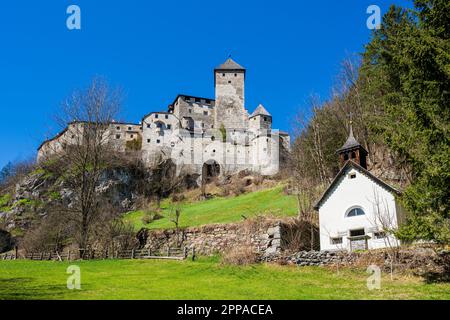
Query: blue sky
xmin=0 ymin=0 xmax=411 ymax=168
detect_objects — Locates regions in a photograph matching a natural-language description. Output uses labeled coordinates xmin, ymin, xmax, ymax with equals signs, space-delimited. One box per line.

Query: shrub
xmin=221 ymin=244 xmax=259 ymax=266
xmin=141 ymin=210 xmax=163 ymax=225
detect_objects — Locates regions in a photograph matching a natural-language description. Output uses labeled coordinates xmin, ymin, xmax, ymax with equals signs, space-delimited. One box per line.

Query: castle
xmin=37 ymin=58 xmax=290 ymax=181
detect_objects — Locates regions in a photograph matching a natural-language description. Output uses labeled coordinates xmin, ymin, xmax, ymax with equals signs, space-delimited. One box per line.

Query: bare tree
xmin=369 ymin=189 xmax=401 ymax=279
xmin=146 ymin=156 xmax=184 ymax=208
xmin=43 ymin=77 xmax=122 ymax=257
xmin=168 ymin=200 xmax=183 ymax=247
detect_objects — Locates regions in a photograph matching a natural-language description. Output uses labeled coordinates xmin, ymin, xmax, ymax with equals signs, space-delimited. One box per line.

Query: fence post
xmin=131 ymin=249 xmax=135 ymax=259
xmin=15 ymin=246 xmax=18 ymax=260
xmin=40 ymin=253 xmax=44 ymax=260
xmin=192 ymin=247 xmax=196 ymax=261
xmin=167 ymin=246 xmax=170 ymax=257
xmin=184 ymin=247 xmax=188 ymax=259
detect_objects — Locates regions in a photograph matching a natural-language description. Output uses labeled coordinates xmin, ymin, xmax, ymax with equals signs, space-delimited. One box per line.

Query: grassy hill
xmin=123 ymin=185 xmax=298 ymax=230
xmin=1 ymin=258 xmax=448 ymax=300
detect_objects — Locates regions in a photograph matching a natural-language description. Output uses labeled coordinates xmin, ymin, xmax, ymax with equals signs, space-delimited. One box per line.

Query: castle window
xmin=195 ymin=98 xmax=200 ymax=103
xmin=130 ymin=135 xmax=134 ymax=139
xmin=156 ymin=139 xmax=160 ymax=144
xmin=228 ymin=81 xmax=231 ymax=84
xmin=155 ymin=114 xmax=159 ymax=119
xmin=147 ymin=139 xmax=151 ymax=143
xmin=211 ymin=136 xmax=215 ymax=141
xmin=167 ymin=124 xmax=172 ymax=130
xmin=203 ymin=111 xmax=208 ymax=116
xmin=188 ymin=109 xmax=192 ymax=113
xmin=128 ymin=127 xmax=132 ymax=131
xmin=234 ymin=73 xmax=237 ymax=77
xmin=116 ymin=126 xmax=121 ymax=130
xmin=264 ymin=117 xmax=267 ymax=121
xmin=165 ymin=115 xmax=169 ymax=119
xmin=331 ymin=237 xmax=343 ymax=245
xmin=116 ymin=134 xmax=121 ymax=139
xmin=185 ymin=97 xmax=190 ymax=102
xmin=147 ymin=124 xmax=151 ymax=128
xmin=222 ymin=73 xmax=225 ymax=77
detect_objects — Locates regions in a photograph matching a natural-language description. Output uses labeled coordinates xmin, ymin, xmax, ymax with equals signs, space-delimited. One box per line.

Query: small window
xmin=228 ymin=81 xmax=231 ymax=84
xmin=185 ymin=97 xmax=190 ymax=102
xmin=147 ymin=124 xmax=151 ymax=128
xmin=374 ymin=232 xmax=386 ymax=239
xmin=116 ymin=134 xmax=121 ymax=139
xmin=331 ymin=237 xmax=343 ymax=245
xmin=222 ymin=73 xmax=225 ymax=77
xmin=130 ymin=135 xmax=134 ymax=139
xmin=211 ymin=136 xmax=215 ymax=141
xmin=195 ymin=98 xmax=200 ymax=103
xmin=351 ymin=152 xmax=356 ymax=159
xmin=346 ymin=207 xmax=365 ymax=217
xmin=167 ymin=124 xmax=172 ymax=130
xmin=344 ymin=154 xmax=349 ymax=161
xmin=188 ymin=109 xmax=192 ymax=113
xmin=350 ymin=229 xmax=365 ymax=237
xmin=171 ymin=142 xmax=175 ymax=148
xmin=165 ymin=115 xmax=169 ymax=119
xmin=155 ymin=114 xmax=159 ymax=119
xmin=203 ymin=111 xmax=208 ymax=116
xmin=349 ymin=173 xmax=357 ymax=179
xmin=234 ymin=73 xmax=237 ymax=77
xmin=264 ymin=117 xmax=267 ymax=122
xmin=147 ymin=139 xmax=151 ymax=143
xmin=156 ymin=139 xmax=160 ymax=144
xmin=116 ymin=126 xmax=121 ymax=130
xmin=128 ymin=127 xmax=132 ymax=131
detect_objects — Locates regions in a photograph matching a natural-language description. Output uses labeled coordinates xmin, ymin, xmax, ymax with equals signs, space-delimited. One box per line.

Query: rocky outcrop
xmin=1 ymin=167 xmax=143 ymax=232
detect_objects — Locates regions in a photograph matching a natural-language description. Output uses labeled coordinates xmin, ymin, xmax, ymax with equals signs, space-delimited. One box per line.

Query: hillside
xmin=123 ymin=185 xmax=298 ymax=230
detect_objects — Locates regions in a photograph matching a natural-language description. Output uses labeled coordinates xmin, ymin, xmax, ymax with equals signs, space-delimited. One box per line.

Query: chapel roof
xmin=313 ymin=160 xmax=401 ymax=210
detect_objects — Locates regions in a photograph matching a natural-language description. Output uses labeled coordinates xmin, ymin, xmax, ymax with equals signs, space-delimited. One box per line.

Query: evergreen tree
xmin=360 ymin=1 xmax=450 ymax=242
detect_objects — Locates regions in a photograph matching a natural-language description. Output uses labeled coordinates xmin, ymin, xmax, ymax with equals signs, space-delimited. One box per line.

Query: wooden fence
xmin=0 ymin=246 xmax=196 ymax=262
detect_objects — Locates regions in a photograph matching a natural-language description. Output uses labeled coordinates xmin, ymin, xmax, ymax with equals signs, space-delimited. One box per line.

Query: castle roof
xmin=250 ymin=104 xmax=271 ymax=118
xmin=336 ymin=124 xmax=367 ymax=153
xmin=215 ymin=58 xmax=245 ymax=71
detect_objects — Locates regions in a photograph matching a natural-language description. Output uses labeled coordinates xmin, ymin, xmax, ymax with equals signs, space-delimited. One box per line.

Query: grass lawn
xmin=123 ymin=185 xmax=298 ymax=230
xmin=0 ymin=258 xmax=449 ymax=300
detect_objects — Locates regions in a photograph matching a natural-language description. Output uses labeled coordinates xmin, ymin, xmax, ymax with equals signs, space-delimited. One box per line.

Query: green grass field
xmin=0 ymin=258 xmax=449 ymax=300
xmin=124 ymin=185 xmax=298 ymax=230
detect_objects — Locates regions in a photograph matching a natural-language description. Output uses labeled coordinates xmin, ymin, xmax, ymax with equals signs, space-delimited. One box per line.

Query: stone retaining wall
xmin=142 ymin=218 xmax=286 ymax=256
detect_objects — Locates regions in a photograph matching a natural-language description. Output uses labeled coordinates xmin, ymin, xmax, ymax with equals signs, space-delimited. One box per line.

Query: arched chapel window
xmin=346 ymin=207 xmax=365 ymax=218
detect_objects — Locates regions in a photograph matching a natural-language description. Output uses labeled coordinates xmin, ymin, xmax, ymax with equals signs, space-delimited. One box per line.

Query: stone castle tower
xmin=214 ymin=58 xmax=248 ymax=129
